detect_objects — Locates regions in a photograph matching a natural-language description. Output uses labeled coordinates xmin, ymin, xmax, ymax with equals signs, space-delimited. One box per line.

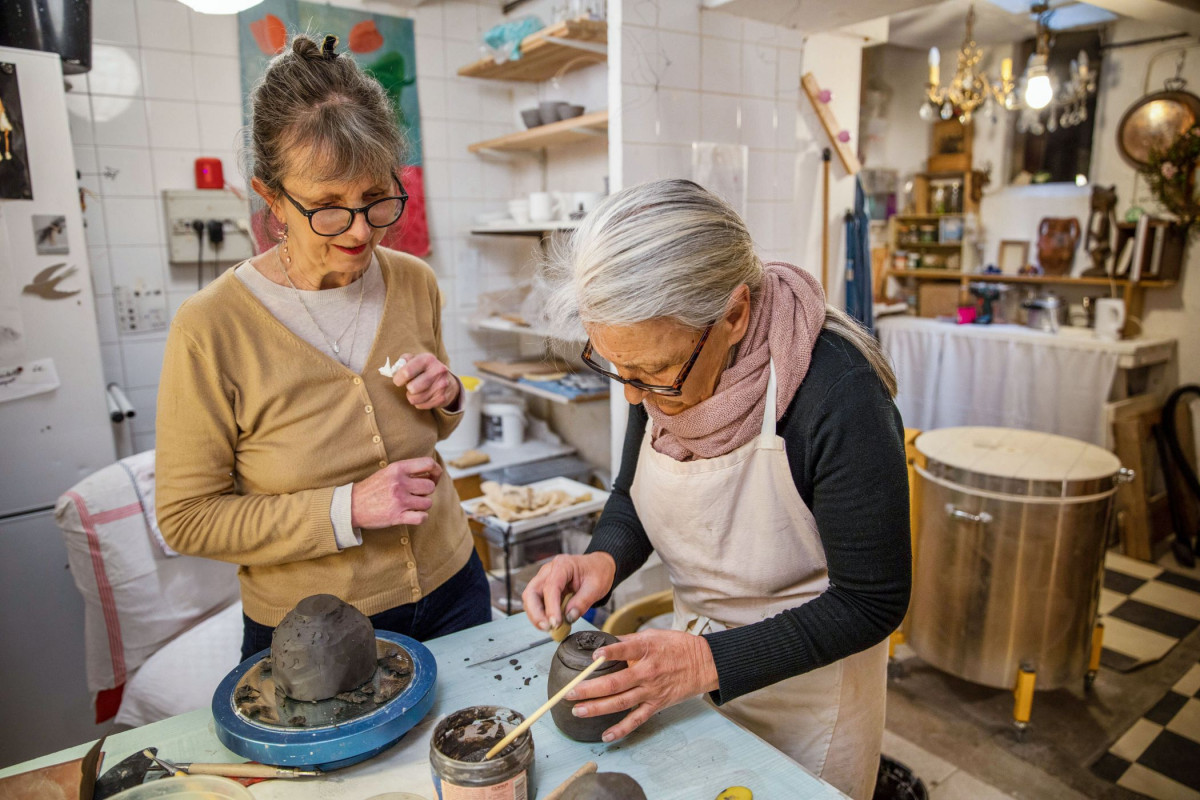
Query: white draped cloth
xmin=878 ymin=317 xmax=1120 ymax=446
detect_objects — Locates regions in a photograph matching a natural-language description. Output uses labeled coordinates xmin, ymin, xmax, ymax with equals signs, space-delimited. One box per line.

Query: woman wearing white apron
xmin=523 ymin=180 xmax=911 ymax=799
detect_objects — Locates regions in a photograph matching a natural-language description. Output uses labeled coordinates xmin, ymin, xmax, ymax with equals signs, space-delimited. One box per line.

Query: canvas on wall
xmin=0 ymin=62 xmax=33 ymax=200
xmin=238 ymin=0 xmax=429 ymax=257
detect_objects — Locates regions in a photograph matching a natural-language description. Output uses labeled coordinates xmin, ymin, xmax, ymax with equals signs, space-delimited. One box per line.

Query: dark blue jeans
xmin=240 ymin=550 xmax=492 ymax=661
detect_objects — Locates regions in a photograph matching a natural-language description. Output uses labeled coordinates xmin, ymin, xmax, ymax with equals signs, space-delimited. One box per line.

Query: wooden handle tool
xmin=181 ymin=762 xmax=321 ymax=779
xmin=544 ymin=761 xmax=599 ymax=800
xmin=550 ymin=592 xmax=575 ymax=643
xmin=483 ymin=657 xmax=608 ymax=760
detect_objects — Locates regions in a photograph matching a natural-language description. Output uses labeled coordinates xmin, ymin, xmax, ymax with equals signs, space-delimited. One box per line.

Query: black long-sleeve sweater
xmin=586 ymin=330 xmax=912 ymax=705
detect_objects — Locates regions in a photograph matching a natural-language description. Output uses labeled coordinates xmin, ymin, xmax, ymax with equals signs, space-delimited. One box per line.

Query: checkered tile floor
xmin=1100 ymin=552 xmax=1200 ymax=672
xmin=1092 ymin=662 xmax=1200 ymax=800
xmin=1090 ymin=552 xmax=1200 ymax=799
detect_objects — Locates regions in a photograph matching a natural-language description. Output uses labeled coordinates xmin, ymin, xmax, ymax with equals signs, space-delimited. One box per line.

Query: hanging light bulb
xmin=1024 ymin=53 xmax=1054 ymax=110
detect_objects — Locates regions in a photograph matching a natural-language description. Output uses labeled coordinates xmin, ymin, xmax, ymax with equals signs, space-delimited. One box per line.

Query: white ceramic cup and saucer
xmin=1094 ymin=298 xmax=1126 ymax=341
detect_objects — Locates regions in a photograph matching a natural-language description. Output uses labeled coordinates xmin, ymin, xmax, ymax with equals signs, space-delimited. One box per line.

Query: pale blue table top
xmin=0 ymin=614 xmax=845 ymax=799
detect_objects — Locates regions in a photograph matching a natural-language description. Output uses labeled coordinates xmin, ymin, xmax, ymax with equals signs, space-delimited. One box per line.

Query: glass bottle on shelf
xmin=932 ymin=183 xmax=948 ymax=215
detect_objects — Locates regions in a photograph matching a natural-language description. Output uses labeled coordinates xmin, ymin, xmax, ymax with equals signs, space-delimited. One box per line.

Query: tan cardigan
xmin=156 ymin=248 xmax=474 ymax=626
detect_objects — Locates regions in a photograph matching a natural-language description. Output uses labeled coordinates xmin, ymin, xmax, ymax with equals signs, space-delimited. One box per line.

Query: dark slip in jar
xmin=548 ymin=631 xmax=629 ymax=742
xmin=429 ymin=706 xmax=535 ymax=800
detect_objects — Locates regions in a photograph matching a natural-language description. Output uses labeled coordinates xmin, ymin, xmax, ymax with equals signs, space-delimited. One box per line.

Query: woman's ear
xmin=723 ymin=284 xmax=753 ymax=347
xmin=250 ymin=177 xmax=282 ymax=224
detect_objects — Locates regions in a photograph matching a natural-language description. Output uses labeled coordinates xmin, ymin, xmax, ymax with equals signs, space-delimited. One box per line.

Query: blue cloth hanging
xmin=844 ymin=176 xmax=875 ymax=335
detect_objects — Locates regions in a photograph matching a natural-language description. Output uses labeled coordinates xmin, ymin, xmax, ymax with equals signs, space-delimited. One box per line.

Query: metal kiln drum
xmin=908 ymin=427 xmax=1126 ymax=691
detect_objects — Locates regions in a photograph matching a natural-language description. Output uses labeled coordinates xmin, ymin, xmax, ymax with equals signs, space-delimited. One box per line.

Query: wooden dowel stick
xmin=544 ymin=761 xmax=599 ymax=800
xmin=185 ymin=763 xmax=292 ymax=779
xmin=484 ymin=658 xmax=608 ymax=760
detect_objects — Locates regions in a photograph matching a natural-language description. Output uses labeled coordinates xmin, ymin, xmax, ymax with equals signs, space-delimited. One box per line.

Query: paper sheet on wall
xmin=0 ymin=205 xmax=27 ymax=365
xmin=0 ymin=357 xmax=59 ymax=403
xmin=692 ymin=142 xmax=748 ymax=218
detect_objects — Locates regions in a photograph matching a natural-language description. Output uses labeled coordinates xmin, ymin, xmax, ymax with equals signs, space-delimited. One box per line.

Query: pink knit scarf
xmin=645 ymin=262 xmax=826 ymax=461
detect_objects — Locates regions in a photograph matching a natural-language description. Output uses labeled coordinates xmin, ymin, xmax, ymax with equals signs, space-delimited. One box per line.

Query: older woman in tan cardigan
xmin=156 ymin=34 xmax=489 ymax=660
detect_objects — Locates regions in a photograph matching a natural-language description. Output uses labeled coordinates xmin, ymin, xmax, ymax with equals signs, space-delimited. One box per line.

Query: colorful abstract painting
xmin=238 ymin=1 xmax=429 ymax=257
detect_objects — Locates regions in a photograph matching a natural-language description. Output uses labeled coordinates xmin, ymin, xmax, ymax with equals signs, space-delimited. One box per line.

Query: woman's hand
xmin=522 ymin=553 xmax=616 ymax=632
xmin=567 ymin=629 xmax=719 ymax=742
xmin=393 ymin=353 xmax=460 ymax=410
xmin=351 ymin=456 xmax=442 ymax=529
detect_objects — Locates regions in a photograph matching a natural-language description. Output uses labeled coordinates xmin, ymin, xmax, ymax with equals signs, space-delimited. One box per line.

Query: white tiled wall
xmin=617 ymin=3 xmax=806 ymax=265
xmin=69 ymin=0 xmax=243 ymax=456
xmin=69 ymin=0 xmax=547 ymax=456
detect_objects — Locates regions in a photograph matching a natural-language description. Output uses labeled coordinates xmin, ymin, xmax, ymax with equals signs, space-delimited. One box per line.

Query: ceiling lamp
xmin=920 ymin=4 xmax=1015 ymax=124
xmin=1015 ymin=3 xmax=1098 ymax=135
xmin=176 ymin=0 xmax=263 ymax=14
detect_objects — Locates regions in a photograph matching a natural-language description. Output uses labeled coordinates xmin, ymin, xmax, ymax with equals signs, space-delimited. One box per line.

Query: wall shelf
xmin=884 ymin=269 xmax=1175 ymax=289
xmin=477 ymin=373 xmax=608 ymax=405
xmin=475 ymin=316 xmax=587 ymax=343
xmin=468 ymin=111 xmax=608 ymax=154
xmin=457 ymin=18 xmax=607 ymax=82
xmin=470 ymin=221 xmax=580 ymax=237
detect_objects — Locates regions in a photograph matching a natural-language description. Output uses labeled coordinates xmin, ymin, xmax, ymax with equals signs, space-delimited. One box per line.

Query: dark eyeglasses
xmin=280 ymin=171 xmax=408 ymax=236
xmin=580 ymin=325 xmax=713 ymax=397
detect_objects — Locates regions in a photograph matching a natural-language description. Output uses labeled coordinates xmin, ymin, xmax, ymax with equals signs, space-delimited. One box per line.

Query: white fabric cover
xmin=879 ymin=317 xmax=1120 ymax=446
xmin=54 ymin=450 xmax=240 ymax=700
xmin=115 ymin=600 xmax=244 ymax=728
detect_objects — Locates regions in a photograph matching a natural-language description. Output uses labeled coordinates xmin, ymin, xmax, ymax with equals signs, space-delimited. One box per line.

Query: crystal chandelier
xmin=920 ymin=5 xmax=1016 ymax=124
xmin=1015 ymin=5 xmax=1098 ymax=135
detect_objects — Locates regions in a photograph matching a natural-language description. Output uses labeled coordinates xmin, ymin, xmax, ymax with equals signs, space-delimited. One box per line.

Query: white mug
xmin=1094 ymin=298 xmax=1126 ymax=341
xmin=571 ymin=191 xmax=604 ymax=216
xmin=507 ymin=198 xmax=531 ymax=225
xmin=529 ymin=191 xmax=557 ymax=223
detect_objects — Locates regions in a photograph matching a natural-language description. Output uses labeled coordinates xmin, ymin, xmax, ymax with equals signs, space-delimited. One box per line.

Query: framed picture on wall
xmin=998 ymin=239 xmax=1030 ymax=273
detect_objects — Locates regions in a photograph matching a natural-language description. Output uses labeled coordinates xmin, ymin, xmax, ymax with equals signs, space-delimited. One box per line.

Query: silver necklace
xmin=278 ymin=235 xmax=366 ymax=366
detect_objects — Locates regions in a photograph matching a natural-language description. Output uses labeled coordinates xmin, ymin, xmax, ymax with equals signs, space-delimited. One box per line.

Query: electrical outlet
xmin=164 ymin=189 xmax=254 ymax=264
xmin=114 ymin=284 xmax=168 ymax=333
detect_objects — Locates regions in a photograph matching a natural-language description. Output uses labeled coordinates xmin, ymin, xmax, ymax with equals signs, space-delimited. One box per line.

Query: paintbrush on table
xmin=143 ymin=751 xmax=320 ymax=779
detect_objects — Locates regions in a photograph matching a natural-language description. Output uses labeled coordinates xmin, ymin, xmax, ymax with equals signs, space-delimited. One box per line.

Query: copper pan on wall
xmin=1116 ymin=87 xmax=1200 ymax=169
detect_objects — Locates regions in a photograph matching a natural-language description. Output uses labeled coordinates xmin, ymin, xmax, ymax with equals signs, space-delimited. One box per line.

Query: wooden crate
xmin=928 ymin=119 xmax=973 ymax=173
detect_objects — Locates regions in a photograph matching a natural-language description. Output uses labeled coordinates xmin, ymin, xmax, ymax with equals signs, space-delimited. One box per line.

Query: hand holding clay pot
xmin=566 ymin=628 xmax=719 ymax=742
xmin=521 ymin=552 xmax=616 ymax=633
xmin=351 ymin=456 xmax=442 ymax=529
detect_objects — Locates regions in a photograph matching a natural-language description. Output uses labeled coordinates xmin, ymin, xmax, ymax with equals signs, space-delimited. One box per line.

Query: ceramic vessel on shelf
xmin=1036 ymin=217 xmax=1081 ymax=276
xmin=520 ymin=108 xmax=542 ymax=129
xmin=548 ymin=631 xmax=628 ymax=742
xmin=556 ymin=104 xmax=586 ymax=121
xmin=539 ymin=100 xmax=568 ymax=125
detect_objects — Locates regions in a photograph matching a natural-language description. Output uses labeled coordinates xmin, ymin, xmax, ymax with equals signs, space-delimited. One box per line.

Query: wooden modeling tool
xmin=550 ymin=592 xmax=575 ymax=642
xmin=544 ymin=761 xmax=599 ymax=800
xmin=483 ymin=657 xmax=609 ymax=760
xmin=143 ymin=751 xmax=320 ymax=779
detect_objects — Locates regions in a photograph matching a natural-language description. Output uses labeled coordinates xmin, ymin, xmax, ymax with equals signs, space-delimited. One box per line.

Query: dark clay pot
xmin=548 ymin=631 xmax=628 ymax=742
xmin=561 ymin=772 xmax=648 ymax=800
xmin=271 ymin=594 xmax=376 ymax=701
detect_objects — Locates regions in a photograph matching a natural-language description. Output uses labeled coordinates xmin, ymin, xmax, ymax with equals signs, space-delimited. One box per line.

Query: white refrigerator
xmin=0 ymin=45 xmax=118 ymax=767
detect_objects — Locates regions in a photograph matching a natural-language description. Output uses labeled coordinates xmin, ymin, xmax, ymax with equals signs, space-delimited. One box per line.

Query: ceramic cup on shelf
xmin=529 ymin=191 xmax=558 ymax=223
xmin=538 ymin=100 xmax=568 ymax=125
xmin=507 ymin=198 xmax=531 ymax=225
xmin=1094 ymin=298 xmax=1126 ymax=341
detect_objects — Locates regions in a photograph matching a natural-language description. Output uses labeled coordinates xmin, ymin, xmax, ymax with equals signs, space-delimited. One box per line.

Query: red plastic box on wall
xmin=195 ymin=158 xmax=224 ymax=190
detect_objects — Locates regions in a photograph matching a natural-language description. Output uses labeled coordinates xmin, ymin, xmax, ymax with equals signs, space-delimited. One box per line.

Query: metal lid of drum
xmin=916 ymin=426 xmax=1122 ymax=498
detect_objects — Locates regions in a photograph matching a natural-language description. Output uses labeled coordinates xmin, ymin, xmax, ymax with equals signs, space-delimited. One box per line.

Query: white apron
xmin=629 ymin=362 xmax=887 ymax=800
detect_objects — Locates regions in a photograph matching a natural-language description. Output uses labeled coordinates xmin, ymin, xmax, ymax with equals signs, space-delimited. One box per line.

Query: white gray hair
xmin=544 ymin=179 xmax=897 ymax=397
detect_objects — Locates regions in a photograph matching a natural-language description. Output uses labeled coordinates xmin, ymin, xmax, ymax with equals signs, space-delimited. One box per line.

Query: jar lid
xmin=555 ymin=631 xmax=626 ymax=674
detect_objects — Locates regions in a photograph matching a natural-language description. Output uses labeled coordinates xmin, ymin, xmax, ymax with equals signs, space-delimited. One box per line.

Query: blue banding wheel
xmin=212 ymin=631 xmax=437 ymax=771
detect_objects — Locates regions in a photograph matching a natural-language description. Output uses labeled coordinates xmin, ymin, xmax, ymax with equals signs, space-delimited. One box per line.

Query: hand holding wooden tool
xmin=550 ymin=592 xmax=575 ymax=643
xmin=483 ymin=656 xmax=609 ymax=760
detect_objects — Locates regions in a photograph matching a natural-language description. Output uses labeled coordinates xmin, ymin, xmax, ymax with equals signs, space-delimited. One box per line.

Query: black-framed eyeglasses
xmin=280 ymin=171 xmax=408 ymax=237
xmin=580 ymin=325 xmax=713 ymax=397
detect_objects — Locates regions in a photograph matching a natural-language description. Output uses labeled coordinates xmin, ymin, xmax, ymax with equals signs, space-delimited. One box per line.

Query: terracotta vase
xmin=1036 ymin=217 xmax=1081 ymax=276
xmin=548 ymin=631 xmax=628 ymax=742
